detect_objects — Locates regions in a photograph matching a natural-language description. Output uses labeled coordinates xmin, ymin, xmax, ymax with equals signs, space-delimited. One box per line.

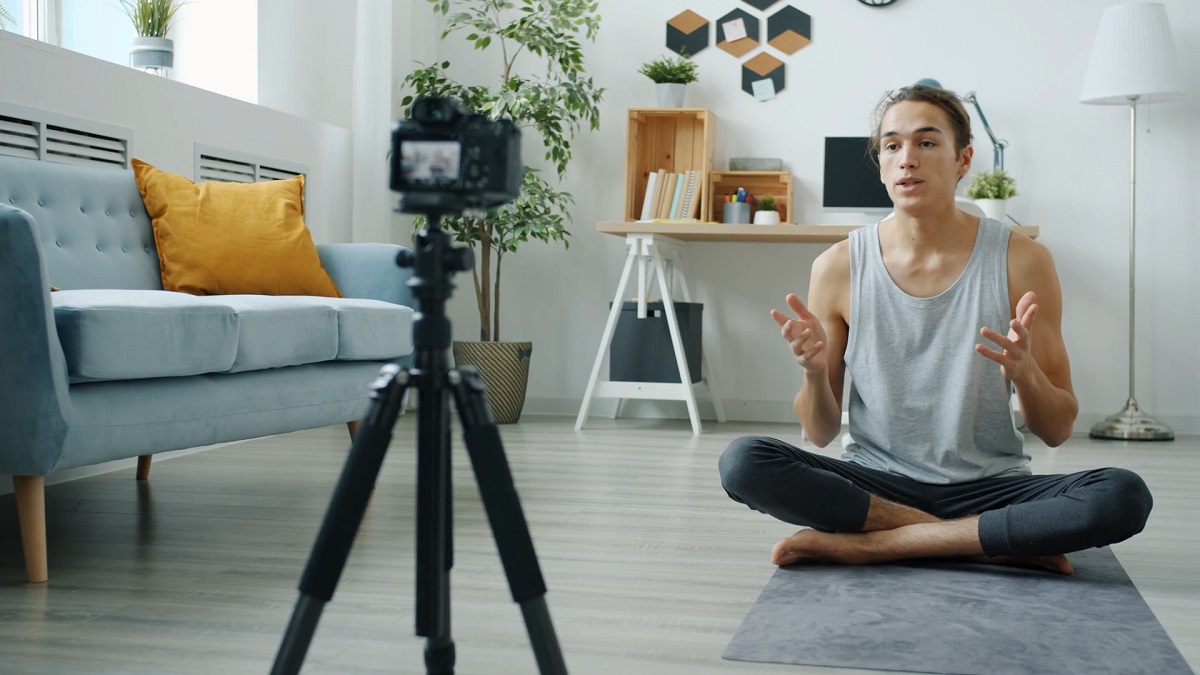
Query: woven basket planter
xmin=452 ymin=341 xmax=532 ymax=424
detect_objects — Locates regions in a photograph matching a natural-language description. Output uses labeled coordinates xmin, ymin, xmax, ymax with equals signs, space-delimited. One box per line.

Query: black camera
xmin=390 ymin=97 xmax=522 ymax=215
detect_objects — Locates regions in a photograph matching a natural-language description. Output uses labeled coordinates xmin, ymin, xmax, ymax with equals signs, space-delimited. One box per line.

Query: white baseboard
xmin=529 ymin=397 xmax=1199 ymax=436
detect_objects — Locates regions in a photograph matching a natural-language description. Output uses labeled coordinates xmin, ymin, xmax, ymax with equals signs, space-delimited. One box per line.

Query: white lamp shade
xmin=1080 ymin=2 xmax=1183 ymax=105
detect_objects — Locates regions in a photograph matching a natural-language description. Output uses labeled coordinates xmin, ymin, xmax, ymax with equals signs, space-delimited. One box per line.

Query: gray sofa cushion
xmin=51 ymin=290 xmax=413 ymax=383
xmin=196 ymin=295 xmax=339 ymax=373
xmin=321 ymin=297 xmax=415 ymax=360
xmin=52 ymin=290 xmax=238 ymax=381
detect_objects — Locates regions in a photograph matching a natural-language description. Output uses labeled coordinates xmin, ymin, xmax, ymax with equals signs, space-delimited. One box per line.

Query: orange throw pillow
xmin=132 ymin=159 xmax=341 ymax=297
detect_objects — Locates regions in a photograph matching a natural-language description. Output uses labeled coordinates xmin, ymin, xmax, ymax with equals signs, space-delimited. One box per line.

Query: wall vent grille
xmin=0 ymin=104 xmax=130 ymax=168
xmin=195 ymin=143 xmax=307 ymax=184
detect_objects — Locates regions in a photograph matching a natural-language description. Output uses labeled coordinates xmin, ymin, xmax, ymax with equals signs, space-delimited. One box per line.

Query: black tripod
xmin=271 ymin=216 xmax=567 ymax=674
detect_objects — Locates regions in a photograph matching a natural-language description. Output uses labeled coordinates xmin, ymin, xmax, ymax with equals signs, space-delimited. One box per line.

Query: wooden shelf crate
xmin=624 ymin=108 xmax=715 ymax=222
xmin=709 ymin=171 xmax=794 ymax=224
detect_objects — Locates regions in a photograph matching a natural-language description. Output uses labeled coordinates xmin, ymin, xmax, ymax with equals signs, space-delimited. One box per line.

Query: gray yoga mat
xmin=724 ymin=546 xmax=1193 ymax=674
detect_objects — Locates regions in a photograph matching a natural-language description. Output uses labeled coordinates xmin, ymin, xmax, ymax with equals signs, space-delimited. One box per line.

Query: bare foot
xmin=771 ymin=529 xmax=870 ymax=566
xmin=771 ymin=528 xmax=1074 ymax=575
xmin=967 ymin=554 xmax=1074 ymax=575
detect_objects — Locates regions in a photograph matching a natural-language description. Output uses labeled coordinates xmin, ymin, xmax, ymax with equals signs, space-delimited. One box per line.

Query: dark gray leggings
xmin=718 ymin=436 xmax=1153 ymax=557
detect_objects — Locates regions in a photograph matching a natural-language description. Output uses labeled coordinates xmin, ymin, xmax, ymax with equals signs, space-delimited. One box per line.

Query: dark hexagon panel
xmin=768 ymin=6 xmax=812 ymax=55
xmin=716 ymin=9 xmax=760 ymax=58
xmin=741 ymin=52 xmax=785 ymax=98
xmin=666 ymin=10 xmax=709 ymax=56
xmin=742 ymin=0 xmax=780 ymax=9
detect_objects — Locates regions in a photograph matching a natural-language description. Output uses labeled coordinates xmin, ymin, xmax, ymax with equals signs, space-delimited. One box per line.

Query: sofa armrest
xmin=0 ymin=205 xmax=72 ymax=476
xmin=317 ymin=243 xmax=417 ymax=309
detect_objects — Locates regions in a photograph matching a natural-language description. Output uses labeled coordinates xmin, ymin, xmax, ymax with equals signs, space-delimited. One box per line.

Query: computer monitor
xmin=822 ymin=137 xmax=893 ymax=213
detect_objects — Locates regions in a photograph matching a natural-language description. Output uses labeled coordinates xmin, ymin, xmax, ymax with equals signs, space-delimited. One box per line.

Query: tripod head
xmin=396 ymin=216 xmax=474 ymax=354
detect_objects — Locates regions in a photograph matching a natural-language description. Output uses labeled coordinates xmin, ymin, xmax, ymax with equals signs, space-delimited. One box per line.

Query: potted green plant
xmin=753 ymin=194 xmax=780 ymax=225
xmin=638 ymin=52 xmax=699 ymax=108
xmin=118 ymin=0 xmax=186 ymax=74
xmin=400 ymin=0 xmax=604 ymax=423
xmin=965 ymin=168 xmax=1018 ymax=221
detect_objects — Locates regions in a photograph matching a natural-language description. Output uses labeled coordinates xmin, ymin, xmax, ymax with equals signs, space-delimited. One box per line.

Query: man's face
xmin=877 ymin=101 xmax=972 ymax=214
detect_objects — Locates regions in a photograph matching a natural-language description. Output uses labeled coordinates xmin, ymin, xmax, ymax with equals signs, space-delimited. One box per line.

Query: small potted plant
xmin=965 ymin=168 xmax=1018 ymax=221
xmin=119 ymin=0 xmax=187 ymax=74
xmin=638 ymin=52 xmax=699 ymax=108
xmin=752 ymin=194 xmax=780 ymax=225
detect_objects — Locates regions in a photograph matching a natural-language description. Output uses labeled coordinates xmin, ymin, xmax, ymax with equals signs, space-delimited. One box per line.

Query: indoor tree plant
xmin=400 ymin=0 xmax=604 ymax=422
xmin=638 ymin=52 xmax=699 ymax=107
xmin=118 ymin=0 xmax=187 ymax=74
xmin=965 ymin=168 xmax=1018 ymax=221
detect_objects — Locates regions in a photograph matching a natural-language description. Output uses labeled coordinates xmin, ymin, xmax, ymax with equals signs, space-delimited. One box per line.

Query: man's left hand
xmin=977 ymin=291 xmax=1039 ymax=385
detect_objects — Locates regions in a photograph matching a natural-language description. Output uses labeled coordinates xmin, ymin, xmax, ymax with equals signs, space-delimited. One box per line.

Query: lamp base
xmin=1089 ymin=398 xmax=1174 ymax=441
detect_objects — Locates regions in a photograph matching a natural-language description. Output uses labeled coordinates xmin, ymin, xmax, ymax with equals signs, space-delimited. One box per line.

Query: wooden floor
xmin=1 ymin=416 xmax=1197 ymax=674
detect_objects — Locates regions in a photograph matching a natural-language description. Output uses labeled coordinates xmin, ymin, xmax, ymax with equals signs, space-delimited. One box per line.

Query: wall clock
xmin=858 ymin=0 xmax=899 ymax=6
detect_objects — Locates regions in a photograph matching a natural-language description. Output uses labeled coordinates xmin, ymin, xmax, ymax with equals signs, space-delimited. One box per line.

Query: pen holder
xmin=722 ymin=201 xmax=751 ymax=224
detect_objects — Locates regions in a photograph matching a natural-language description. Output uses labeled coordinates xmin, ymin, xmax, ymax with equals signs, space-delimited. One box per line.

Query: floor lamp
xmin=1080 ymin=2 xmax=1182 ymax=440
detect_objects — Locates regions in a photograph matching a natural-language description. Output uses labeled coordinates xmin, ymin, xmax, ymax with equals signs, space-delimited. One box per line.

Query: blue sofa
xmin=0 ymin=155 xmax=416 ymax=583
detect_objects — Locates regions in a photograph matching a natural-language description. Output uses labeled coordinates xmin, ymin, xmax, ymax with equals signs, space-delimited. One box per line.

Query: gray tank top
xmin=842 ymin=217 xmax=1028 ymax=484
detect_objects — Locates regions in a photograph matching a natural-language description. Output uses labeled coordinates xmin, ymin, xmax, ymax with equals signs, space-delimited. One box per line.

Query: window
xmin=0 ymin=0 xmax=26 ymax=37
xmin=6 ymin=0 xmax=257 ymax=104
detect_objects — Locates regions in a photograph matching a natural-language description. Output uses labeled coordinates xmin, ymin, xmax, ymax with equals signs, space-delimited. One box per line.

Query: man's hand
xmin=771 ymin=293 xmax=828 ymax=374
xmin=977 ymin=290 xmax=1039 ymax=385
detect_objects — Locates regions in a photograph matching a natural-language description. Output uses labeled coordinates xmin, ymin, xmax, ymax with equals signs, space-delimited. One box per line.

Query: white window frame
xmin=23 ymin=0 xmax=61 ymax=45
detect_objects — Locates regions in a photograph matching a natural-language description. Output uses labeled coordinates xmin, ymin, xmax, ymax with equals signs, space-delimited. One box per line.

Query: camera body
xmin=390 ymin=97 xmax=522 ymax=214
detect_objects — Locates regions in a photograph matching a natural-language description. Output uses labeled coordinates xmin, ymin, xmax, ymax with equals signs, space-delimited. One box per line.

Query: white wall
xmin=257 ymin=0 xmax=355 ymax=129
xmin=405 ymin=0 xmax=1200 ymax=434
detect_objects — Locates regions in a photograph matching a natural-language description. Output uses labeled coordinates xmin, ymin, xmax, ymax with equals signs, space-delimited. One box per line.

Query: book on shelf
xmin=639 ymin=171 xmax=659 ymax=221
xmin=667 ymin=173 xmax=685 ymax=220
xmin=680 ymin=170 xmax=700 ymax=220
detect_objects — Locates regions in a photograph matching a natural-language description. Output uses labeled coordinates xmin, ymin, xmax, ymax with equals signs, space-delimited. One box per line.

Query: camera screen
xmin=400 ymin=140 xmax=461 ymax=184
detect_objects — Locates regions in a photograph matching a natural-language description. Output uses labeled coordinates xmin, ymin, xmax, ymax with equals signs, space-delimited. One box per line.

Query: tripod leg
xmin=449 ymin=367 xmax=569 ymax=675
xmin=272 ymin=364 xmax=411 ymax=675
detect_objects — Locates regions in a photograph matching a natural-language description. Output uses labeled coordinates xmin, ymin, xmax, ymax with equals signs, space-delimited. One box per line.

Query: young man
xmin=718 ymin=84 xmax=1152 ymax=574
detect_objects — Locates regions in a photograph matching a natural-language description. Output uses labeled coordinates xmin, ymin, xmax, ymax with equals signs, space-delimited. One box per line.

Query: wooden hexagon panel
xmin=742 ymin=0 xmax=780 ymax=9
xmin=716 ymin=8 xmax=760 ymax=58
xmin=767 ymin=5 xmax=812 ymax=55
xmin=667 ymin=10 xmax=710 ymax=56
xmin=742 ymin=52 xmax=785 ymax=97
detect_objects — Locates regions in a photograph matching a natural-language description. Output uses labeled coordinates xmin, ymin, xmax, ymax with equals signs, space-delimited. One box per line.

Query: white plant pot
xmin=656 ymin=83 xmax=686 ymax=108
xmin=130 ymin=36 xmax=174 ymax=72
xmin=975 ymin=198 xmax=1008 ymax=221
xmin=753 ymin=210 xmax=781 ymax=225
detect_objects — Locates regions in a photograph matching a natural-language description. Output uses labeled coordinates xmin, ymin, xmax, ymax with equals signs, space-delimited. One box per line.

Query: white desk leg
xmin=651 ymin=250 xmax=702 ymax=435
xmin=576 ymin=245 xmax=638 ymax=431
xmin=673 ymin=258 xmax=726 ymax=423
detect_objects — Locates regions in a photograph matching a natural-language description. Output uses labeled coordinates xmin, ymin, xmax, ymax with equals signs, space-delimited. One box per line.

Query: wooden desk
xmin=597 ymin=221 xmax=1040 ymax=242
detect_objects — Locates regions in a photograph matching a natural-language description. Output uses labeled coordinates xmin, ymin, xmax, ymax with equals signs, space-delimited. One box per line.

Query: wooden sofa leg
xmin=136 ymin=455 xmax=153 ymax=481
xmin=347 ymin=420 xmax=360 ymax=440
xmin=13 ymin=476 xmax=48 ymax=584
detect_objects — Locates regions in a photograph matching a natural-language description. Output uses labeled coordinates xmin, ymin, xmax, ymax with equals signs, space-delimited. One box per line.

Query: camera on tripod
xmin=390 ymin=96 xmax=522 ymax=215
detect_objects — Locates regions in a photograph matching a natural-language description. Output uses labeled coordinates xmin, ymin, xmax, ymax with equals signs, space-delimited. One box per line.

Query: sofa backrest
xmin=0 ymin=155 xmax=163 ymax=290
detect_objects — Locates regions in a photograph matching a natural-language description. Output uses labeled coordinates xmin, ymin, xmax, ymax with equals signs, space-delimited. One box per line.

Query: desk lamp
xmin=1080 ymin=2 xmax=1182 ymax=441
xmin=914 ymin=78 xmax=1007 ymax=171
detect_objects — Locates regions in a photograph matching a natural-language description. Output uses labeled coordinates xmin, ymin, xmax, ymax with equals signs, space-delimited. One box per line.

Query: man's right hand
xmin=770 ymin=293 xmax=828 ymax=374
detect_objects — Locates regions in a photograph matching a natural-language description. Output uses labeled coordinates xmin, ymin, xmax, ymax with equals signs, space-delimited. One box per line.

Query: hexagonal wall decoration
xmin=741 ymin=52 xmax=785 ymax=97
xmin=767 ymin=5 xmax=812 ymax=55
xmin=666 ymin=10 xmax=710 ymax=56
xmin=742 ymin=0 xmax=780 ymax=9
xmin=716 ymin=8 xmax=760 ymax=58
